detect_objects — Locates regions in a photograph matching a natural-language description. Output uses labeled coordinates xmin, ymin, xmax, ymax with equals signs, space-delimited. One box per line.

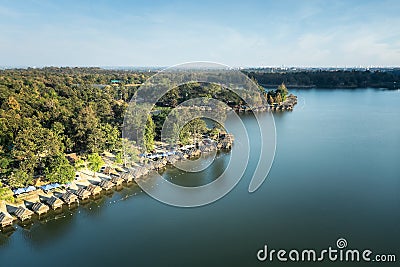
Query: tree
xmin=277 ymin=82 xmax=288 ymax=100
xmin=115 ymin=152 xmax=123 ymax=164
xmin=44 ymin=154 xmax=75 ymax=184
xmin=121 ymin=138 xmax=140 ymax=167
xmin=72 ymin=105 xmax=102 ymax=153
xmin=123 ymin=103 xmax=151 ymax=150
xmin=12 ymin=120 xmax=64 ymax=175
xmin=0 ymin=182 xmax=14 ymax=202
xmin=210 ymin=122 xmax=224 ymax=139
xmin=144 ymin=115 xmax=155 ymax=152
xmin=2 ymin=96 xmax=20 ymax=111
xmin=190 ymin=118 xmax=207 ymax=144
xmin=275 ymin=93 xmax=282 ymax=104
xmin=96 ymin=99 xmax=114 ymax=123
xmin=51 ymin=121 xmax=73 ymax=152
xmin=102 ymin=124 xmax=120 ymax=152
xmin=74 ymin=159 xmax=86 ymax=170
xmin=87 ymin=153 xmax=104 ymax=173
xmin=0 ymin=146 xmax=11 ymax=179
xmin=8 ymin=169 xmax=32 ymax=188
xmin=179 ymin=118 xmax=208 ymax=145
xmin=268 ymin=95 xmax=274 ymax=104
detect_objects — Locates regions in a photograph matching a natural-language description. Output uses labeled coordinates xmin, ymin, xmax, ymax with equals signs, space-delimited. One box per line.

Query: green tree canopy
xmin=44 ymin=154 xmax=75 ymax=184
xmin=87 ymin=153 xmax=104 ymax=173
xmin=179 ymin=118 xmax=208 ymax=145
xmin=277 ymin=82 xmax=288 ymax=99
xmin=8 ymin=169 xmax=32 ymax=188
xmin=144 ymin=115 xmax=155 ymax=152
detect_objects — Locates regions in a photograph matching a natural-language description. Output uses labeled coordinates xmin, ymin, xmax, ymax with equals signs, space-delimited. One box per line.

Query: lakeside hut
xmin=120 ymin=172 xmax=133 ymax=183
xmin=14 ymin=207 xmax=34 ymax=221
xmin=99 ymin=180 xmax=114 ymax=191
xmin=0 ymin=212 xmax=14 ymax=227
xmin=167 ymin=154 xmax=179 ymax=164
xmin=86 ymin=184 xmax=102 ymax=196
xmin=75 ymin=188 xmax=91 ymax=200
xmin=111 ymin=176 xmax=123 ymax=186
xmin=218 ymin=133 xmax=234 ymax=149
xmin=104 ymin=166 xmax=120 ymax=177
xmin=61 ymin=192 xmax=78 ymax=205
xmin=133 ymin=167 xmax=148 ymax=179
xmin=46 ymin=196 xmax=63 ymax=209
xmin=154 ymin=160 xmax=166 ymax=170
xmin=31 ymin=202 xmax=49 ymax=215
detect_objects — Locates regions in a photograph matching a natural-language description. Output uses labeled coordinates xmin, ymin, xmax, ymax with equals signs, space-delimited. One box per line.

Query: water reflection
xmin=0 ymin=184 xmax=147 ymax=247
xmin=162 ymin=151 xmax=230 ymax=187
xmin=1 ymin=89 xmax=399 ymax=267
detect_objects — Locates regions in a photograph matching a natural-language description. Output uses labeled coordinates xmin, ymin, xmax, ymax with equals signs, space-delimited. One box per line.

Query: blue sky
xmin=0 ymin=0 xmax=399 ymax=67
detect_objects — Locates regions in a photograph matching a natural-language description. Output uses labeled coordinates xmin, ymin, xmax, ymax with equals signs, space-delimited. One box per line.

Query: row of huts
xmin=2 ymin=136 xmax=235 ymax=227
xmin=1 ymin=169 xmax=137 ymax=227
xmin=139 ymin=138 xmax=233 ymax=171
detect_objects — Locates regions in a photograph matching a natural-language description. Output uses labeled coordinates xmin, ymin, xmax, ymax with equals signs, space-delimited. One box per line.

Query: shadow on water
xmin=161 ymin=151 xmax=230 ymax=187
xmin=18 ymin=187 xmax=147 ymax=246
xmin=0 ymin=226 xmax=16 ymax=245
xmin=18 ymin=207 xmax=78 ymax=246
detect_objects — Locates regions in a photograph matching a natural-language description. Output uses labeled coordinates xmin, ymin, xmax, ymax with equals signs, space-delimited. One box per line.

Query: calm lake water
xmin=1 ymin=89 xmax=399 ymax=266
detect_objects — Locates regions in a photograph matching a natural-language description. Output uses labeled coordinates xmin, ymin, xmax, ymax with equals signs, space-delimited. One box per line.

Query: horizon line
xmin=1 ymin=65 xmax=400 ymax=70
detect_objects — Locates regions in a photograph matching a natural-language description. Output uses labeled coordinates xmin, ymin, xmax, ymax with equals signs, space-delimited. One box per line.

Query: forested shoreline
xmin=1 ymin=67 xmax=395 ymax=197
xmin=245 ymin=69 xmax=400 ymax=89
xmin=0 ymin=68 xmax=261 ymax=194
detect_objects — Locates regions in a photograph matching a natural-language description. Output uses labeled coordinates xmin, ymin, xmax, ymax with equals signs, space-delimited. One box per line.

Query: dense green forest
xmin=1 ymin=67 xmax=396 ymax=191
xmin=0 ymin=68 xmax=261 ymax=190
xmin=246 ymin=70 xmax=400 ymax=89
xmin=0 ymin=68 xmax=149 ymax=189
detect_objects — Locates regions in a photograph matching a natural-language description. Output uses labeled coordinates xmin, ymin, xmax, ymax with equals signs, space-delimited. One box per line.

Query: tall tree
xmin=8 ymin=169 xmax=32 ymax=188
xmin=101 ymin=124 xmax=120 ymax=152
xmin=72 ymin=105 xmax=102 ymax=153
xmin=87 ymin=153 xmax=104 ymax=173
xmin=12 ymin=119 xmax=63 ymax=175
xmin=144 ymin=115 xmax=155 ymax=152
xmin=44 ymin=154 xmax=75 ymax=184
xmin=275 ymin=93 xmax=282 ymax=104
xmin=277 ymin=82 xmax=288 ymax=100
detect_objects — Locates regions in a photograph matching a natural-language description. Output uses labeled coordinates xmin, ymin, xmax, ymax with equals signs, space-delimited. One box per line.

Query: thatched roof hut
xmin=167 ymin=155 xmax=178 ymax=164
xmin=140 ymin=166 xmax=149 ymax=175
xmin=104 ymin=166 xmax=120 ymax=176
xmin=111 ymin=176 xmax=123 ymax=186
xmin=86 ymin=184 xmax=102 ymax=195
xmin=46 ymin=196 xmax=63 ymax=209
xmin=154 ymin=160 xmax=166 ymax=170
xmin=0 ymin=212 xmax=14 ymax=227
xmin=75 ymin=188 xmax=91 ymax=200
xmin=61 ymin=192 xmax=78 ymax=204
xmin=99 ymin=180 xmax=114 ymax=190
xmin=133 ymin=166 xmax=149 ymax=179
xmin=31 ymin=202 xmax=49 ymax=215
xmin=121 ymin=172 xmax=133 ymax=183
xmin=14 ymin=207 xmax=33 ymax=221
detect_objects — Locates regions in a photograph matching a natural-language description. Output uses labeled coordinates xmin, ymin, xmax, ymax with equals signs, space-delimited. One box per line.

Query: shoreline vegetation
xmin=1 ymin=133 xmax=234 ymax=229
xmin=244 ymin=69 xmax=400 ymax=90
xmin=0 ymin=67 xmax=243 ymax=230
xmin=1 ymin=66 xmax=396 ymax=230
